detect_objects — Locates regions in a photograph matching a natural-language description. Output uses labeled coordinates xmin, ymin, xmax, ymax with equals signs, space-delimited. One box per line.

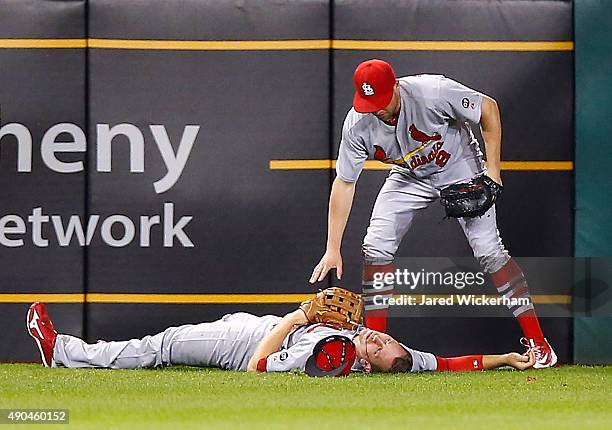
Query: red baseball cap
xmin=352 ymin=59 xmax=397 ymax=113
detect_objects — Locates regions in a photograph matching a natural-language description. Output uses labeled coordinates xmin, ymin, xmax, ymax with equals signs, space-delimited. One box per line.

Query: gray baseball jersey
xmin=264 ymin=323 xmax=356 ymax=372
xmin=337 ymin=74 xmax=485 ymax=186
xmin=52 ymin=312 xmax=355 ymax=373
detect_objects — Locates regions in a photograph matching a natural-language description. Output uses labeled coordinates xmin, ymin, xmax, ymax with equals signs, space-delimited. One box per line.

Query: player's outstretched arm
xmin=480 ymin=95 xmax=503 ymax=186
xmin=246 ymin=309 xmax=308 ymax=372
xmin=483 ymin=351 xmax=536 ymax=371
xmin=435 ymin=351 xmax=535 ymax=371
xmin=309 ymin=177 xmax=356 ymax=283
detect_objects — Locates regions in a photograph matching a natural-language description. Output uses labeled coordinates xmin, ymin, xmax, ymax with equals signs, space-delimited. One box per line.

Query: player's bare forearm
xmin=326 ymin=177 xmax=356 ymax=251
xmin=483 ymin=351 xmax=535 ymax=371
xmin=482 ymin=354 xmax=507 ymax=370
xmin=309 ymin=177 xmax=356 ymax=282
xmin=480 ymin=95 xmax=503 ymax=185
xmin=246 ymin=310 xmax=308 ymax=372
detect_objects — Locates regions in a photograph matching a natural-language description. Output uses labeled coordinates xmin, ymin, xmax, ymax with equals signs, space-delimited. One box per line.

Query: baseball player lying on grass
xmin=27 ymin=288 xmax=535 ymax=375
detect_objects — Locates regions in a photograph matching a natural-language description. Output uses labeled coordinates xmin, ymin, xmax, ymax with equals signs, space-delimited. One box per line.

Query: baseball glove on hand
xmin=440 ymin=175 xmax=503 ymax=218
xmin=300 ymin=287 xmax=363 ymax=330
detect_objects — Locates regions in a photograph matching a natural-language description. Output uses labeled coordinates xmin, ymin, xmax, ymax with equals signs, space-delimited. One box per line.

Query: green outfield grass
xmin=0 ymin=364 xmax=610 ymax=430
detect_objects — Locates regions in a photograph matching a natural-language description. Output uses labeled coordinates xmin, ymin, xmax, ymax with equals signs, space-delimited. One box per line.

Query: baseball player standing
xmin=309 ymin=59 xmax=556 ymax=368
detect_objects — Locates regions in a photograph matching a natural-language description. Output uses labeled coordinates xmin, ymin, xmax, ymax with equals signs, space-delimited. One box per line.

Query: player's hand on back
xmin=505 ymin=351 xmax=536 ymax=370
xmin=309 ymin=249 xmax=343 ymax=283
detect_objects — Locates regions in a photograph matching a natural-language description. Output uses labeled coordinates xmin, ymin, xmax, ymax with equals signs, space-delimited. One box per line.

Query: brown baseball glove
xmin=300 ymin=287 xmax=363 ymax=330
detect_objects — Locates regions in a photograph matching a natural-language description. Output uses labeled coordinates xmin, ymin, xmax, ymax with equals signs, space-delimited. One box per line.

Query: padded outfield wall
xmin=1 ymin=1 xmax=575 ymax=362
xmin=574 ymin=0 xmax=612 ymax=364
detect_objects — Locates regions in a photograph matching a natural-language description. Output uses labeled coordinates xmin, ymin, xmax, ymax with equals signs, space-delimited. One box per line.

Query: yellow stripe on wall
xmin=0 ymin=39 xmax=574 ymax=52
xmin=0 ymin=293 xmax=311 ymax=304
xmin=87 ymin=38 xmax=331 ymax=50
xmin=0 ymin=39 xmax=87 ymax=48
xmin=269 ymin=160 xmax=574 ymax=171
xmin=0 ymin=293 xmax=571 ymax=305
xmin=332 ymin=40 xmax=575 ymax=51
xmin=499 ymin=161 xmax=573 ymax=171
xmin=86 ymin=293 xmax=312 ymax=304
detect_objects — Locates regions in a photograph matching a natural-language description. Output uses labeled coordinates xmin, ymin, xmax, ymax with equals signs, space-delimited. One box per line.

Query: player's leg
xmin=54 ymin=312 xmax=273 ymax=370
xmin=362 ymin=170 xmax=437 ymax=332
xmin=168 ymin=313 xmax=281 ymax=371
xmin=53 ymin=331 xmax=168 ymax=369
xmin=27 ymin=301 xmax=175 ymax=369
xmin=167 ymin=315 xmax=249 ymax=368
xmin=457 ymin=205 xmax=557 ymax=368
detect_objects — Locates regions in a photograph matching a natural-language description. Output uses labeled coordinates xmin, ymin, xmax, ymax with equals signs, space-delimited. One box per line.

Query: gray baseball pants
xmin=52 ymin=313 xmax=280 ymax=371
xmin=362 ymin=167 xmax=510 ymax=273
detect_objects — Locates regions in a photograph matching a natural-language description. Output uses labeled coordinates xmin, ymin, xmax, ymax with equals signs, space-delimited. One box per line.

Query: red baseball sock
xmin=365 ymin=310 xmax=388 ymax=332
xmin=362 ymin=261 xmax=394 ymax=333
xmin=436 ymin=355 xmax=484 ymax=372
xmin=491 ymin=259 xmax=545 ymax=342
xmin=516 ymin=309 xmax=545 ymax=343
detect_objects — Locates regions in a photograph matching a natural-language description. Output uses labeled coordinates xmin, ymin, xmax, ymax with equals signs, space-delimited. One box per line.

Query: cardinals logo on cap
xmin=362 ymin=82 xmax=375 ymax=96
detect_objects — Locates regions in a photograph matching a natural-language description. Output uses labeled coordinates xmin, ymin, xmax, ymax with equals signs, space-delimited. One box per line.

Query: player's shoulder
xmin=341 ymin=108 xmax=371 ymax=141
xmin=399 ymin=74 xmax=446 ymax=99
xmin=343 ymin=107 xmax=369 ymax=130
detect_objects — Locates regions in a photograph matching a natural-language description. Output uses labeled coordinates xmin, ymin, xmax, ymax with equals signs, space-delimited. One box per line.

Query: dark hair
xmin=389 ymin=352 xmax=413 ymax=373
